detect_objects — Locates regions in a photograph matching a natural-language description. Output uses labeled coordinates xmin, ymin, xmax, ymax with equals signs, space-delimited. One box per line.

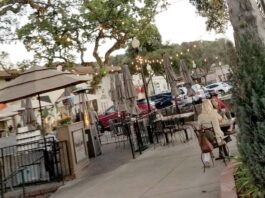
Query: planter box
xmin=220 ymin=161 xmax=238 ymax=198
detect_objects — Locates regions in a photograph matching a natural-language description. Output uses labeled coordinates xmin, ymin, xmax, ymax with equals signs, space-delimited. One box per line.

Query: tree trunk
xmin=227 ymin=0 xmax=265 ymax=45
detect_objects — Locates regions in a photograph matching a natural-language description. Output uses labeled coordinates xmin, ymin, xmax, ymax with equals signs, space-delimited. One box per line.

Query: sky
xmin=0 ymin=0 xmax=234 ymax=64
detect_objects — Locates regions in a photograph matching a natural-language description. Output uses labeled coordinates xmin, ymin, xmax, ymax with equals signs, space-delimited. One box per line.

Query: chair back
xmin=109 ymin=119 xmax=120 ymax=135
xmin=200 ymin=122 xmax=219 ymax=148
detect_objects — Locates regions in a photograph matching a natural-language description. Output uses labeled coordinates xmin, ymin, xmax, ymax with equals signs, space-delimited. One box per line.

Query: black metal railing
xmin=0 ymin=137 xmax=70 ymax=197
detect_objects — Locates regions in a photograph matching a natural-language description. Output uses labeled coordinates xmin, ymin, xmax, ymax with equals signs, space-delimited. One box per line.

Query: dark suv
xmin=149 ymin=92 xmax=173 ymax=109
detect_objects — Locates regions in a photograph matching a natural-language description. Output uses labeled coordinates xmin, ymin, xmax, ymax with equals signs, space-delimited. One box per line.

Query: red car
xmin=98 ymin=100 xmax=155 ymax=132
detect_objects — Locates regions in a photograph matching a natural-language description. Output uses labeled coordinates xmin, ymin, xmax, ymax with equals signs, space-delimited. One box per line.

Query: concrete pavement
xmin=52 ymin=135 xmax=237 ymax=198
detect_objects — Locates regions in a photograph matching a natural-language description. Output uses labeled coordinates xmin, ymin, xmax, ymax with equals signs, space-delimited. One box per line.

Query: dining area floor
xmin=51 ymin=133 xmax=238 ymax=198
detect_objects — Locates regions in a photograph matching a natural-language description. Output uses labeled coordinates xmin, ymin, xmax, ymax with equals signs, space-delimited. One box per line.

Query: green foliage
xmin=232 ymin=32 xmax=265 ymax=190
xmin=13 ymin=0 xmax=166 ymax=67
xmin=189 ymin=0 xmax=229 ymax=33
xmin=111 ymin=39 xmax=236 ymax=77
xmin=235 ymin=156 xmax=265 ymax=198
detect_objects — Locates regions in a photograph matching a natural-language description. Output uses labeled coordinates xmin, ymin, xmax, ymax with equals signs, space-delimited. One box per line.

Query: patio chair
xmin=150 ymin=120 xmax=165 ymax=148
xmin=109 ymin=120 xmax=128 ymax=148
xmin=162 ymin=117 xmax=177 ymax=145
xmin=192 ymin=126 xmax=215 ymax=172
xmin=172 ymin=117 xmax=191 ymax=143
xmin=137 ymin=119 xmax=149 ymax=145
xmin=200 ymin=122 xmax=230 ymax=165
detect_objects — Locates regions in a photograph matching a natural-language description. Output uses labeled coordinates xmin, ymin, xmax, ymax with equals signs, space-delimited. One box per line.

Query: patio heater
xmin=74 ymin=87 xmax=101 ymax=158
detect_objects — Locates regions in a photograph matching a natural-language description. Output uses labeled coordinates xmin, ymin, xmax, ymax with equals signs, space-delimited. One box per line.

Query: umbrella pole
xmin=38 ymin=94 xmax=47 ymax=150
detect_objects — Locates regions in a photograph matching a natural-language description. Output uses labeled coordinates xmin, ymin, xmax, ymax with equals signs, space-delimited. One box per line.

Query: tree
xmin=190 ymin=0 xmax=265 ymax=191
xmin=1 ymin=0 xmax=167 ymax=68
xmin=113 ymin=39 xmax=235 ymax=81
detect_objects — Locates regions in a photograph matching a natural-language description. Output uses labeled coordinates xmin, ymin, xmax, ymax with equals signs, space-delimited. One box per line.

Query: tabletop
xmin=154 ymin=112 xmax=195 ymax=122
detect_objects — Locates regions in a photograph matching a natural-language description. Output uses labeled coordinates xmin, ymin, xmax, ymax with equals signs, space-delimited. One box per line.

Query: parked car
xmin=205 ymin=82 xmax=232 ymax=95
xmin=136 ymin=99 xmax=156 ymax=114
xmin=98 ymin=100 xmax=155 ymax=132
xmin=176 ymin=84 xmax=206 ymax=107
xmin=149 ymin=92 xmax=173 ymax=109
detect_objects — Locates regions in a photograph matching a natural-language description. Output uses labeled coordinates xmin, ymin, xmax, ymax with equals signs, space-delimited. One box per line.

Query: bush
xmin=235 ymin=157 xmax=264 ymax=198
xmin=232 ymin=33 xmax=265 ymax=189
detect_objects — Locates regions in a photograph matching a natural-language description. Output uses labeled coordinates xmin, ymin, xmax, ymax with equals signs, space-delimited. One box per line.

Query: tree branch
xmin=0 ymin=61 xmax=13 ymax=76
xmin=93 ymin=30 xmax=104 ymax=67
xmin=0 ymin=0 xmax=51 ymax=16
xmin=104 ymin=37 xmax=125 ymax=65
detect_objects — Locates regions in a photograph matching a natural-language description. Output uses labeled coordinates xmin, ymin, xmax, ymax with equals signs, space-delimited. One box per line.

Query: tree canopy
xmin=0 ymin=0 xmax=167 ymax=68
xmin=110 ymin=39 xmax=236 ymax=80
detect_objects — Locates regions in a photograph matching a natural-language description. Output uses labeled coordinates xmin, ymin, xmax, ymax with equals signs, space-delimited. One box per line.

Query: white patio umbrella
xmin=21 ymin=98 xmax=37 ymax=128
xmin=179 ymin=60 xmax=197 ymax=114
xmin=114 ymin=72 xmax=127 ymax=112
xmin=179 ymin=60 xmax=196 ymax=97
xmin=0 ymin=66 xmax=89 ymax=136
xmin=163 ymin=54 xmax=181 ymax=98
xmin=122 ymin=65 xmax=140 ymax=115
xmin=110 ymin=74 xmax=118 ymax=111
xmin=31 ymin=100 xmax=53 ymax=109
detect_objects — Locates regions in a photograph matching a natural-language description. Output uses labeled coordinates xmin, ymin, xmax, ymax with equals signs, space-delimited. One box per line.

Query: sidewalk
xmin=52 ymin=136 xmax=237 ymax=198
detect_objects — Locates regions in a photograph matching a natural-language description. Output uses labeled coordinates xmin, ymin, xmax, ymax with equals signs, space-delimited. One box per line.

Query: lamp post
xmin=132 ymin=37 xmax=153 ymax=144
xmin=132 ymin=38 xmax=151 ymax=113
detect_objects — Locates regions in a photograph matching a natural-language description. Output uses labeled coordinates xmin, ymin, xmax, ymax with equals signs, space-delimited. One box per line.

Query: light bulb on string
xmin=66 ymin=37 xmax=71 ymax=42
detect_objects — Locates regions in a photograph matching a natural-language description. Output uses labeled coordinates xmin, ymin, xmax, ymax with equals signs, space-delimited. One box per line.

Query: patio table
xmin=154 ymin=112 xmax=195 ymax=143
xmin=154 ymin=112 xmax=195 ymax=122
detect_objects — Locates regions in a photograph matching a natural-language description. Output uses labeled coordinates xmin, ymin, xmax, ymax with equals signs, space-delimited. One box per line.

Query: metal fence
xmin=0 ymin=137 xmax=71 ymax=197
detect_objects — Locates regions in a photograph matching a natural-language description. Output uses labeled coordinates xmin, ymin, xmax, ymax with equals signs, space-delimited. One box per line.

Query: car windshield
xmin=105 ymin=106 xmax=115 ymax=113
xmin=206 ymin=84 xmax=218 ymax=89
xmin=137 ymin=99 xmax=146 ymax=103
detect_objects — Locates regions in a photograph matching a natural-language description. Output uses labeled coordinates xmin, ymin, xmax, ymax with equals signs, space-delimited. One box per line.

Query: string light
xmin=37 ymin=37 xmax=42 ymax=43
xmin=126 ymin=47 xmax=224 ymax=68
